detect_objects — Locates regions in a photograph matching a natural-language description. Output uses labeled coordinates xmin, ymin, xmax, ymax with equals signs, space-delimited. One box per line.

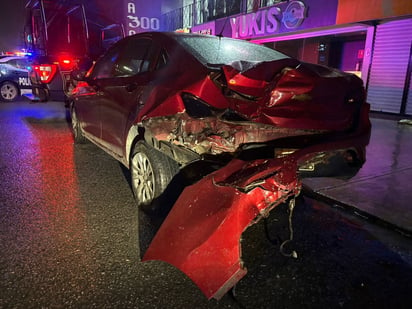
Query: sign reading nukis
xmin=230 ymin=1 xmax=307 ymax=38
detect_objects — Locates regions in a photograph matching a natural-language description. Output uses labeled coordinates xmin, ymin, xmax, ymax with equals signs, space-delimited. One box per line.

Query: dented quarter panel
xmin=227 ymin=62 xmax=363 ymax=131
xmin=142 ymin=113 xmax=323 ymax=157
xmin=139 ymin=58 xmax=364 ymax=135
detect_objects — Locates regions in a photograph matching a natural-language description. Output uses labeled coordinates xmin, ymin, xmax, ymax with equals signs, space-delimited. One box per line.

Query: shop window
xmin=268 ymin=32 xmax=366 ymax=77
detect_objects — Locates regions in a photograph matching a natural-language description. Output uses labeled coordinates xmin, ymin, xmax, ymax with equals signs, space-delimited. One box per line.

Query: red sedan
xmin=69 ymin=31 xmax=371 ymax=299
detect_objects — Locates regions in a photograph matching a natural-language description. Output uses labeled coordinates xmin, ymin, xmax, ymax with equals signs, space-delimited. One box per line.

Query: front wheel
xmin=130 ymin=141 xmax=179 ymax=213
xmin=0 ymin=81 xmax=19 ymax=102
xmin=70 ymin=104 xmax=87 ymax=143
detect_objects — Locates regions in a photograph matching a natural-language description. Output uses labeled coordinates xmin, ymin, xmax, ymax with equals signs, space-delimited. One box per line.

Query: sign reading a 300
xmin=126 ymin=2 xmax=160 ymax=35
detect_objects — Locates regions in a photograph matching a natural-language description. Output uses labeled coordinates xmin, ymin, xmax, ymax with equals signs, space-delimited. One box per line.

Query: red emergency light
xmin=57 ymin=55 xmax=76 ymax=70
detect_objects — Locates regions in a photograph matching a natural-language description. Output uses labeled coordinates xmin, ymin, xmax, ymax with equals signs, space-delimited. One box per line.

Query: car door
xmin=14 ymin=58 xmax=32 ymax=95
xmin=74 ymin=44 xmax=123 ymax=141
xmin=98 ymin=37 xmax=158 ymax=159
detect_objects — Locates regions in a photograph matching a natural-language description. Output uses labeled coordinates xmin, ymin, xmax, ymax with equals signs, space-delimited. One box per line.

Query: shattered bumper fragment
xmin=142 ymin=110 xmax=371 ymax=299
xmin=143 ymin=157 xmax=300 ymax=299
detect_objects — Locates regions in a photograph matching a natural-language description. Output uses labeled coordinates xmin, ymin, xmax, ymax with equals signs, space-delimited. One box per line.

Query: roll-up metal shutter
xmin=367 ymin=18 xmax=412 ymax=114
xmin=406 ymin=60 xmax=412 ymax=115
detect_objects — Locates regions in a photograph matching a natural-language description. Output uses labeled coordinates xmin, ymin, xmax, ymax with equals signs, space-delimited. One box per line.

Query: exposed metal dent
xmin=142 ymin=113 xmax=322 ymax=157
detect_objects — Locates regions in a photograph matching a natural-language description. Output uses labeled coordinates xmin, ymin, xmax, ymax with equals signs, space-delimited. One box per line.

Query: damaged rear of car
xmin=69 ymin=32 xmax=371 ymax=300
xmin=138 ymin=34 xmax=369 ymax=179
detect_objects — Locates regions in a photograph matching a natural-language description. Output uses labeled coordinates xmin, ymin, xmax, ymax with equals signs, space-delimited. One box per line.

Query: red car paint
xmin=143 ymin=157 xmax=301 ymax=299
xmin=69 ymin=32 xmax=371 ymax=300
xmin=142 ymin=102 xmax=370 ymax=299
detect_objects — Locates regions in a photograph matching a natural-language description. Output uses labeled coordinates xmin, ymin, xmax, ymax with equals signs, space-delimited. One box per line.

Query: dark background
xmin=0 ymin=0 xmax=26 ymax=52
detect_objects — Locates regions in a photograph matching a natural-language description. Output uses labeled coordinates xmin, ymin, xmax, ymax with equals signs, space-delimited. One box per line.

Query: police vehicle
xmin=0 ymin=56 xmax=32 ymax=102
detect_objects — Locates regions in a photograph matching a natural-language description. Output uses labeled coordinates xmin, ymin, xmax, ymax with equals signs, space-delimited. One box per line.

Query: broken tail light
xmin=32 ymin=64 xmax=57 ymax=84
xmin=182 ymin=93 xmax=247 ymax=121
xmin=182 ymin=93 xmax=219 ymax=118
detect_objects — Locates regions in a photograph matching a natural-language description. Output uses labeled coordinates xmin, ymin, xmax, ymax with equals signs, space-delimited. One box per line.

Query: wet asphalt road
xmin=1 ymin=100 xmax=412 ymax=308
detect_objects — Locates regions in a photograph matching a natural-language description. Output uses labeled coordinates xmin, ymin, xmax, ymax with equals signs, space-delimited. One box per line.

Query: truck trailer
xmin=23 ymin=0 xmax=141 ymax=101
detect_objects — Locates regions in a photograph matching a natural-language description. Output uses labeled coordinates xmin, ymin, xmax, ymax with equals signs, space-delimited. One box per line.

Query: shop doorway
xmin=265 ymin=32 xmax=366 ymax=78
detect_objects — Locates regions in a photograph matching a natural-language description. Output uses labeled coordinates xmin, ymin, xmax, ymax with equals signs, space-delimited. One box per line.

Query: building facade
xmin=127 ymin=0 xmax=412 ymax=115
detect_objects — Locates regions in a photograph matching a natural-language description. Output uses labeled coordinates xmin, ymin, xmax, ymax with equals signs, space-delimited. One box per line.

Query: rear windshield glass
xmin=175 ymin=35 xmax=289 ymax=65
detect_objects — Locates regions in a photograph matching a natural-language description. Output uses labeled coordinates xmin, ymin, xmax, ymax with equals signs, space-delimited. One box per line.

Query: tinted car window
xmin=2 ymin=58 xmax=30 ymax=70
xmin=14 ymin=59 xmax=30 ymax=70
xmin=115 ymin=38 xmax=153 ymax=77
xmin=0 ymin=57 xmax=30 ymax=71
xmin=90 ymin=45 xmax=122 ymax=79
xmin=175 ymin=35 xmax=289 ymax=65
xmin=5 ymin=59 xmax=17 ymax=67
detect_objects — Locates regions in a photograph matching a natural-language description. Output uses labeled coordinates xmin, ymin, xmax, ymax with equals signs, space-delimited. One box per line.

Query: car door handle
xmin=125 ymin=83 xmax=138 ymax=92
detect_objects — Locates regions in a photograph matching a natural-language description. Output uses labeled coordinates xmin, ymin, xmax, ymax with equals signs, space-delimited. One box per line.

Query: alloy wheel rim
xmin=1 ymin=84 xmax=17 ymax=100
xmin=71 ymin=109 xmax=79 ymax=138
xmin=131 ymin=152 xmax=155 ymax=204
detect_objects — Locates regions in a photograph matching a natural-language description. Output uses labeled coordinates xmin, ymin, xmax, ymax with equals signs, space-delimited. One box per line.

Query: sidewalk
xmin=303 ymin=115 xmax=412 ymax=234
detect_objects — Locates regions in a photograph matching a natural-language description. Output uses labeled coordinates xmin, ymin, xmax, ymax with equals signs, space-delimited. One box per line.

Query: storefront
xmin=191 ymin=0 xmax=412 ymax=115
xmin=335 ymin=0 xmax=412 ymax=114
xmin=254 ymin=25 xmax=372 ymax=82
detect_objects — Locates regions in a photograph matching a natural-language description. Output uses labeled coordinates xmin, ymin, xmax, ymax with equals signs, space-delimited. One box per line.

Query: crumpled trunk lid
xmin=217 ymin=59 xmax=365 ymax=131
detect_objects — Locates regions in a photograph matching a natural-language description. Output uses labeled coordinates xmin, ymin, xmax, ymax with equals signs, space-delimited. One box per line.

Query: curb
xmin=302 ymin=184 xmax=412 ymax=238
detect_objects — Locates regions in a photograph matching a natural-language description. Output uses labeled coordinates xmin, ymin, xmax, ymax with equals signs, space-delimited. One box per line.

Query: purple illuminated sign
xmin=191 ymin=21 xmax=216 ymax=35
xmin=282 ymin=1 xmax=306 ymax=29
xmin=125 ymin=0 xmax=162 ymax=35
xmin=226 ymin=0 xmax=338 ymax=39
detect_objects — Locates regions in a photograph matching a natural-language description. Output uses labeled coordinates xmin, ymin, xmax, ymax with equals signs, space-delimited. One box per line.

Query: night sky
xmin=0 ymin=0 xmax=26 ymax=53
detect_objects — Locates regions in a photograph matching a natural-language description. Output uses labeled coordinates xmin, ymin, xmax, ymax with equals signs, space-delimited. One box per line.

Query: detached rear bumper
xmin=143 ymin=158 xmax=300 ymax=299
xmin=142 ymin=104 xmax=371 ymax=299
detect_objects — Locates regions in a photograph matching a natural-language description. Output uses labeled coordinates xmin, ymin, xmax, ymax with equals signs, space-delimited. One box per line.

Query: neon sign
xmin=126 ymin=2 xmax=160 ymax=35
xmin=230 ymin=1 xmax=307 ymax=38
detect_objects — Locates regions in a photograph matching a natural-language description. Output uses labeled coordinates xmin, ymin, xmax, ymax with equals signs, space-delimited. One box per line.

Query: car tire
xmin=0 ymin=81 xmax=19 ymax=102
xmin=130 ymin=141 xmax=180 ymax=214
xmin=70 ymin=104 xmax=87 ymax=143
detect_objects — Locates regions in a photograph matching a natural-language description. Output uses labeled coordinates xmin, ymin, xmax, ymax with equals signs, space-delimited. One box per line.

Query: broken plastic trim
xmin=142 ymin=157 xmax=301 ymax=299
xmin=181 ymin=92 xmax=220 ymax=118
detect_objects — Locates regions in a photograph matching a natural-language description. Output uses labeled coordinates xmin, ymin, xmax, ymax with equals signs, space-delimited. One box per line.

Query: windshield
xmin=175 ymin=35 xmax=289 ymax=66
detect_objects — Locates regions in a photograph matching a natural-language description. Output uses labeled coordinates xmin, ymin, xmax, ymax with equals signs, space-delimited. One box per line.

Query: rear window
xmin=175 ymin=35 xmax=289 ymax=66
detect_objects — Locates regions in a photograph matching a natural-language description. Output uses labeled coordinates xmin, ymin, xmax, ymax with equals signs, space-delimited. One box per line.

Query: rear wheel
xmin=130 ymin=141 xmax=179 ymax=213
xmin=0 ymin=82 xmax=19 ymax=102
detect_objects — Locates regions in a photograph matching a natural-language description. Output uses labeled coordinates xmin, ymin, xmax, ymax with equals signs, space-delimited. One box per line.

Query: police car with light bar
xmin=0 ymin=56 xmax=32 ymax=102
